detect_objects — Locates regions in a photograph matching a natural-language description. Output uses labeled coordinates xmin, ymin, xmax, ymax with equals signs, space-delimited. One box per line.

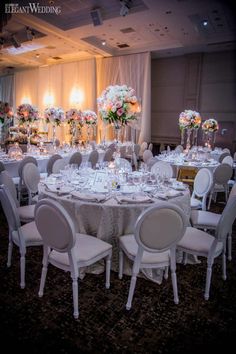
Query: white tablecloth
xmin=39 ymin=184 xmax=191 ymax=281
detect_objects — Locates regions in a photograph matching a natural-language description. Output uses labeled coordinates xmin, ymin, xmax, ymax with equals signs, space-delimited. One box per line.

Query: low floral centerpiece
xmin=202 ymin=118 xmax=219 ymax=132
xmin=16 ymin=103 xmax=39 ymax=124
xmin=44 ymin=107 xmax=64 ymax=126
xmin=97 ymin=85 xmax=139 ymax=127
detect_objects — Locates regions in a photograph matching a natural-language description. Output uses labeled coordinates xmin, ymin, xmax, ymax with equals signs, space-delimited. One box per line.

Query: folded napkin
xmin=70 ymin=190 xmax=106 ymax=203
xmin=115 ymin=195 xmax=153 ymax=204
xmin=155 ymin=190 xmax=183 ymax=200
xmin=45 ymin=185 xmax=73 ymax=196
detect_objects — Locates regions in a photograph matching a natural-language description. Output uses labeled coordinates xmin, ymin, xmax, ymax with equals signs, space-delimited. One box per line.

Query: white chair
xmin=148 ymin=143 xmax=153 ymax=152
xmin=17 ymin=156 xmax=38 ymax=203
xmin=119 ymin=203 xmax=187 ymax=310
xmin=22 ymin=162 xmax=40 ymax=205
xmin=178 ymin=196 xmax=236 ymax=300
xmin=88 ymin=150 xmax=99 ymax=169
xmin=207 ymin=163 xmax=233 ymax=209
xmin=35 ymin=198 xmax=112 ymax=319
xmin=190 ymin=168 xmax=213 ymax=211
xmin=139 ymin=141 xmax=148 ymax=160
xmin=151 ymin=161 xmax=173 ymax=179
xmin=222 ymin=148 xmax=231 ymax=154
xmin=146 ymin=157 xmax=158 ymax=171
xmin=0 ymin=170 xmax=35 ymax=223
xmin=0 ymin=184 xmax=42 ymax=288
xmin=0 ymin=161 xmax=5 ymax=173
xmin=175 ymin=145 xmax=184 ymax=153
xmin=143 ymin=149 xmax=153 ymax=164
xmin=52 ymin=158 xmax=68 ymax=174
xmin=222 ymin=155 xmax=233 ymax=167
xmin=114 ymin=157 xmax=132 ymax=172
xmin=46 ymin=154 xmax=62 ymax=175
xmin=69 ymin=152 xmax=82 ymax=168
xmin=218 ymin=152 xmax=230 ymax=163
xmin=190 ymin=183 xmax=236 ymax=261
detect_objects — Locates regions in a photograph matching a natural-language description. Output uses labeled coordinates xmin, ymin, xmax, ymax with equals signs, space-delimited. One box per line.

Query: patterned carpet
xmin=0 ymin=197 xmax=236 ymax=353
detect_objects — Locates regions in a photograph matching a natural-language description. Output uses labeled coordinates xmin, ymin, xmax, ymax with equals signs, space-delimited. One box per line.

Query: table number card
xmin=92 ymin=171 xmax=108 ymax=190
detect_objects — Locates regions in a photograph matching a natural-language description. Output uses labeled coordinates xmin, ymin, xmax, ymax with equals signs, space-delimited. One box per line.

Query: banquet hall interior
xmin=0 ymin=0 xmax=236 ymax=353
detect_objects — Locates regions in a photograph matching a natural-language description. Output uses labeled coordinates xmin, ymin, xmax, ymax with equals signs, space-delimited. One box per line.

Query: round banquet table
xmin=1 ymin=149 xmax=105 ymax=178
xmin=38 ymin=183 xmax=191 ymax=282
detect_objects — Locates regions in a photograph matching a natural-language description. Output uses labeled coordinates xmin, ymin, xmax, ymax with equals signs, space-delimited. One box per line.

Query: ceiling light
xmin=26 ymin=27 xmax=35 ymax=41
xmin=101 ymin=40 xmax=106 ymax=46
xmin=10 ymin=35 xmax=21 ymax=48
xmin=202 ymin=20 xmax=208 ymax=26
xmin=120 ymin=0 xmax=132 ymax=17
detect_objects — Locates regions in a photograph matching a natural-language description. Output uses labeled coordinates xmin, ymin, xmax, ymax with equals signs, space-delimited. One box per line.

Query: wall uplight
xmin=21 ymin=97 xmax=31 ymax=104
xmin=70 ymin=88 xmax=84 ymax=107
xmin=43 ymin=92 xmax=54 ymax=107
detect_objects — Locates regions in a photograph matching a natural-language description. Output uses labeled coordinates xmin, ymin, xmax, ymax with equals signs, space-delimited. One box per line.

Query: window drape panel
xmin=0 ymin=75 xmax=14 ymax=106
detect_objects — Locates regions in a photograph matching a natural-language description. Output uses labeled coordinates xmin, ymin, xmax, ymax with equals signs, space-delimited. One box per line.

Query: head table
xmin=38 ymin=167 xmax=191 ymax=283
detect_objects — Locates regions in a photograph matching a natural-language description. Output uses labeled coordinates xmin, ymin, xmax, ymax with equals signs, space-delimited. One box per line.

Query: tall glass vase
xmin=71 ymin=121 xmax=77 ymax=147
xmin=113 ymin=122 xmax=122 ymax=143
xmin=186 ymin=129 xmax=192 ymax=151
xmin=26 ymin=122 xmax=31 ymax=150
xmin=86 ymin=124 xmax=92 ymax=144
xmin=52 ymin=123 xmax=56 ymax=148
xmin=180 ymin=128 xmax=185 ymax=146
xmin=192 ymin=128 xmax=199 ymax=147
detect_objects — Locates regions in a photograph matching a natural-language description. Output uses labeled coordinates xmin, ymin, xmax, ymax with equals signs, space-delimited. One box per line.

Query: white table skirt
xmin=1 ymin=150 xmax=105 ymax=177
xmin=39 ymin=185 xmax=191 ymax=282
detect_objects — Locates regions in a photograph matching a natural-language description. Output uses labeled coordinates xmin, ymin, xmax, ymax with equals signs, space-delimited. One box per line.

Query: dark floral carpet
xmin=0 ymin=196 xmax=236 ymax=353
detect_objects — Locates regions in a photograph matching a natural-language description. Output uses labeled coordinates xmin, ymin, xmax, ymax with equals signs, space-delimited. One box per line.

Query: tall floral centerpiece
xmin=0 ymin=101 xmax=14 ymax=144
xmin=16 ymin=103 xmax=39 ymax=147
xmin=82 ymin=110 xmax=97 ymax=143
xmin=44 ymin=107 xmax=64 ymax=146
xmin=179 ymin=109 xmax=201 ymax=150
xmin=202 ymin=118 xmax=219 ymax=149
xmin=66 ymin=108 xmax=83 ymax=146
xmin=97 ymin=85 xmax=139 ymax=142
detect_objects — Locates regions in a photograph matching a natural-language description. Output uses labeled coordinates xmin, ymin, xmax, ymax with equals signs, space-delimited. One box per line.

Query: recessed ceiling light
xmin=101 ymin=40 xmax=106 ymax=46
xmin=202 ymin=20 xmax=208 ymax=26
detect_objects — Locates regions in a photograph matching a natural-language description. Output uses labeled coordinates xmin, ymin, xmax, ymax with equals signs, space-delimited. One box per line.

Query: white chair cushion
xmin=178 ymin=227 xmax=223 ymax=255
xmin=190 ymin=210 xmax=221 ymax=228
xmin=190 ymin=197 xmax=202 ymax=209
xmin=18 ymin=204 xmax=35 ymax=223
xmin=120 ymin=234 xmax=170 ymax=264
xmin=49 ymin=233 xmax=112 ymax=266
xmin=12 ymin=176 xmax=20 ymax=185
xmin=13 ymin=221 xmax=42 ymax=246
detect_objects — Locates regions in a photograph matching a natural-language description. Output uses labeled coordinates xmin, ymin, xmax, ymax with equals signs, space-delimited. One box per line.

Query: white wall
xmin=151 ymin=50 xmax=236 ymax=150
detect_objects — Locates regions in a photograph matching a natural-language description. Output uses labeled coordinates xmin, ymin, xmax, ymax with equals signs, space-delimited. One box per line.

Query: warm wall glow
xmin=21 ymin=97 xmax=31 ymax=104
xmin=70 ymin=88 xmax=84 ymax=107
xmin=43 ymin=92 xmax=54 ymax=107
